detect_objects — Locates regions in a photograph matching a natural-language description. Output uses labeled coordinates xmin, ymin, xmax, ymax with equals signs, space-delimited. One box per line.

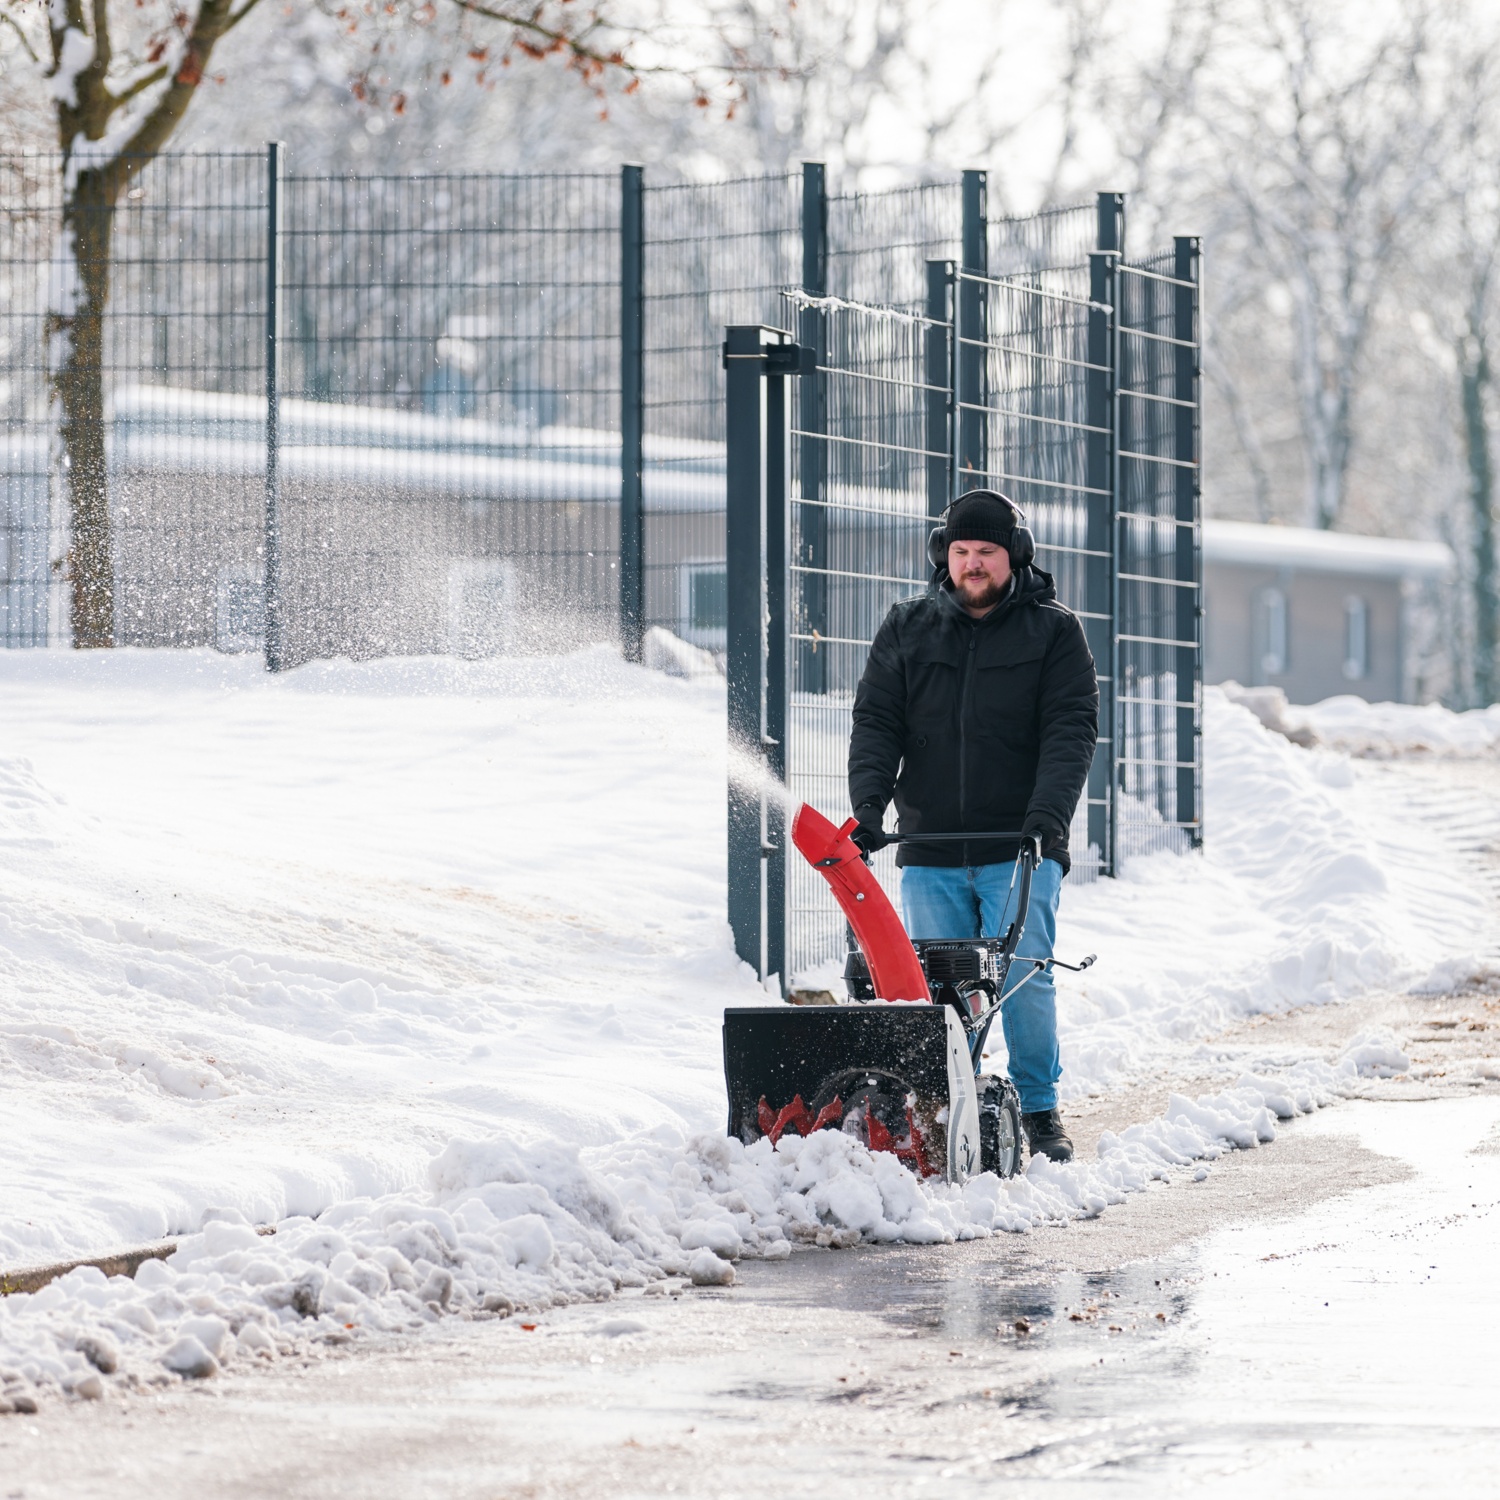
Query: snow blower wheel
xmin=978 ymin=1076 xmax=1024 ymax=1178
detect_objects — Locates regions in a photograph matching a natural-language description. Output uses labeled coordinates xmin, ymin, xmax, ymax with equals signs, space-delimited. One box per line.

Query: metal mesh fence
xmin=953 ymin=259 xmax=1110 ymax=877
xmin=988 ymin=202 xmax=1098 ymax=276
xmin=786 ymin=295 xmax=944 ymax=974
xmin=825 ymin=181 xmax=962 ymax=309
xmin=1114 ymin=247 xmax=1202 ymax=857
xmin=732 ymin=219 xmax=1202 ymax=981
xmin=639 ymin=175 xmax=798 ymax=649
xmin=1 ymin=154 xmax=1201 ymax=926
xmin=0 ymin=155 xmax=63 ymax=646
xmin=275 ymin=169 xmax=620 ymax=666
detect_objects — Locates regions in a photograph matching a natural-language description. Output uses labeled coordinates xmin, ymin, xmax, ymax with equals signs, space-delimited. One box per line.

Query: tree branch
xmin=223 ymin=0 xmax=268 ymax=40
xmin=447 ymin=0 xmax=632 ymax=75
xmin=117 ymin=0 xmax=243 ymax=169
xmin=0 ymin=7 xmax=40 ymax=65
xmin=90 ymin=0 xmax=111 ymax=77
xmin=107 ymin=63 xmax=169 ymax=108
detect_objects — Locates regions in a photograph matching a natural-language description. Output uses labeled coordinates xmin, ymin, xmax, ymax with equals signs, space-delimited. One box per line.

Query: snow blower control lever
xmin=721 ymin=804 xmax=1097 ymax=1185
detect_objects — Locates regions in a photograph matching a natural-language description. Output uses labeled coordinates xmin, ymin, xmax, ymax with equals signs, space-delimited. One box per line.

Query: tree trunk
xmin=1461 ymin=334 xmax=1498 ymax=707
xmin=49 ymin=165 xmax=119 ymax=649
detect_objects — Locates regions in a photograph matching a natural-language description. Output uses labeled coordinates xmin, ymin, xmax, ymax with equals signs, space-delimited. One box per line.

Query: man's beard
xmin=954 ymin=573 xmax=1009 ymax=611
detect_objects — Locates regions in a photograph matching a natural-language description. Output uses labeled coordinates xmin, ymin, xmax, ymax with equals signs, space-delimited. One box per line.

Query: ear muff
xmin=927 ymin=525 xmax=948 ymax=572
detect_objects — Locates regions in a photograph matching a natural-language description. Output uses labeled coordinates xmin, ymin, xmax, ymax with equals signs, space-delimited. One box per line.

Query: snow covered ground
xmin=0 ymin=649 xmax=1496 ymax=1404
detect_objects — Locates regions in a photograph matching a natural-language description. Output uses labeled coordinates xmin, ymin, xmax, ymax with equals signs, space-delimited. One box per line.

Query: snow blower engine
xmin=721 ymin=805 xmax=1095 ymax=1183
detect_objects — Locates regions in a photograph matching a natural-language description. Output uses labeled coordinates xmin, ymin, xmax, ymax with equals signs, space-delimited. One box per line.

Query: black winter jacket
xmin=849 ymin=567 xmax=1099 ymax=872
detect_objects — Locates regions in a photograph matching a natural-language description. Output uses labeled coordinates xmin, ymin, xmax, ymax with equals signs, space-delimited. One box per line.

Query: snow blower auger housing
xmin=723 ymin=803 xmax=1095 ymax=1184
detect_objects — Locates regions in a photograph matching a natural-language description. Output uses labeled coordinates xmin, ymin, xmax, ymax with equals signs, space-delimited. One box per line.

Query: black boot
xmin=1021 ymin=1108 xmax=1074 ymax=1163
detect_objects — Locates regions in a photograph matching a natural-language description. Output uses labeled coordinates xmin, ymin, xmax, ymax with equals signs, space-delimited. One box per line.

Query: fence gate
xmin=724 ymin=203 xmax=1203 ymax=988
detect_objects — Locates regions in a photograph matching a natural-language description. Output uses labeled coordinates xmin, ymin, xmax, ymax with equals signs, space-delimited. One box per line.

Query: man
xmin=847 ymin=489 xmax=1099 ymax=1163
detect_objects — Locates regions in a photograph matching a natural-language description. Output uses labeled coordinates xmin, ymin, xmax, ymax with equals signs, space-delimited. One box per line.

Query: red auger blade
xmin=811 ymin=1097 xmax=843 ymax=1131
xmin=767 ymin=1094 xmax=816 ymax=1146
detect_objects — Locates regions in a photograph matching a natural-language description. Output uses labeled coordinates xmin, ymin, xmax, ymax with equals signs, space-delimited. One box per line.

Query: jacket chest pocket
xmin=906 ymin=657 xmax=958 ymax=728
xmin=969 ymin=654 xmax=1045 ymax=737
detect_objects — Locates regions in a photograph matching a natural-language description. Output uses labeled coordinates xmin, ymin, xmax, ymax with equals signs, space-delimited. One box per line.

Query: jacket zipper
xmin=957 ymin=620 xmax=977 ymax=865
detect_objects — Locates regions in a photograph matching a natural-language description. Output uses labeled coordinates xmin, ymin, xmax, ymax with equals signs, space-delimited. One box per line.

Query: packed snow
xmin=1296 ymin=695 xmax=1500 ymax=758
xmin=0 ymin=649 xmax=1494 ymax=1407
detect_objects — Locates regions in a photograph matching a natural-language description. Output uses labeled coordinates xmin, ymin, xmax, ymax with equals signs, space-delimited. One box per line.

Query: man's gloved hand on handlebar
xmin=1022 ymin=812 xmax=1064 ymax=867
xmin=849 ymin=802 xmax=890 ymax=855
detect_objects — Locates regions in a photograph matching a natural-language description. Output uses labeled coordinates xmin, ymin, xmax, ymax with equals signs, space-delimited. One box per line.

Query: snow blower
xmin=722 ymin=805 xmax=1095 ymax=1183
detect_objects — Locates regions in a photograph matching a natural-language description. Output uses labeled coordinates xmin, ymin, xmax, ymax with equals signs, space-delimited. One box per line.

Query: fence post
xmin=957 ymin=170 xmax=988 ymax=492
xmin=1096 ymin=191 xmax=1126 ymax=256
xmin=924 ymin=259 xmax=953 ymax=517
xmin=1174 ymin=236 xmax=1203 ymax=846
xmin=619 ymin=163 xmax=646 ymax=662
xmin=798 ymin=162 xmax=828 ymax=695
xmin=1086 ymin=248 xmax=1117 ymax=874
xmin=764 ymin=344 xmax=791 ymax=988
xmin=724 ymin=325 xmax=798 ymax=985
xmin=264 ymin=140 xmax=285 ymax=674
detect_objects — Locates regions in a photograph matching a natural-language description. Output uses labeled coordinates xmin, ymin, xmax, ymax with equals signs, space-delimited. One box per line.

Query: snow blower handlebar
xmin=883 ymin=830 xmax=1043 ymax=866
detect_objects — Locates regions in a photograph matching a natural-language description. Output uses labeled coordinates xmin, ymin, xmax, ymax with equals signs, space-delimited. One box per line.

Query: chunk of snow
xmin=687 ymin=1248 xmax=735 ymax=1286
xmin=161 ymin=1336 xmax=218 ymax=1380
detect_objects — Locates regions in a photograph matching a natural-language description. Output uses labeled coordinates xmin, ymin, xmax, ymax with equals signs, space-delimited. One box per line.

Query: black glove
xmin=1022 ymin=812 xmax=1063 ymax=866
xmin=849 ymin=803 xmax=890 ymax=855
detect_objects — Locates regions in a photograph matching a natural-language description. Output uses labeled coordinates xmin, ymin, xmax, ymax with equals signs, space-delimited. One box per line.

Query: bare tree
xmin=1423 ymin=41 xmax=1500 ymax=704
xmin=1201 ymin=0 xmax=1447 ymax=531
xmin=678 ymin=0 xmax=914 ymax=177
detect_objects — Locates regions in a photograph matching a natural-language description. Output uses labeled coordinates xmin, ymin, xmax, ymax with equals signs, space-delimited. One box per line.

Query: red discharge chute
xmin=790 ymin=803 xmax=930 ymax=1002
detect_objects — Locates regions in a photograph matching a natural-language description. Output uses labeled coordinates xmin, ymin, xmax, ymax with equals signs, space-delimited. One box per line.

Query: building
xmin=1202 ymin=520 xmax=1453 ymax=705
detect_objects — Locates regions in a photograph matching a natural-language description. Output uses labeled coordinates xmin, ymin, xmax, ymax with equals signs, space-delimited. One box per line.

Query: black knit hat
xmin=944 ymin=489 xmax=1022 ymax=545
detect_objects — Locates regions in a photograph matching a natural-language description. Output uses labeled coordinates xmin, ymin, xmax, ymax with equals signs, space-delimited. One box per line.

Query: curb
xmin=1 ymin=1225 xmax=277 ymax=1297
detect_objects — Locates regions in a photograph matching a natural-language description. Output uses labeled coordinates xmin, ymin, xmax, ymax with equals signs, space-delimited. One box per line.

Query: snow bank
xmin=0 ymin=654 xmax=1492 ymax=1406
xmin=1049 ymin=691 xmax=1492 ymax=1095
xmin=0 ymin=1032 xmax=1404 ymax=1408
xmin=1295 ymin=695 xmax=1500 ymax=759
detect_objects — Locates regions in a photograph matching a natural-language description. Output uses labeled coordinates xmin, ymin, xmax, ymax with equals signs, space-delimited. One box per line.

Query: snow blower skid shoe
xmin=721 ymin=804 xmax=1094 ymax=1184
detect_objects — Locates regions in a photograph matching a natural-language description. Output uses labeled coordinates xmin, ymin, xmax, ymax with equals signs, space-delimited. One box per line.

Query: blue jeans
xmin=900 ymin=859 xmax=1064 ymax=1114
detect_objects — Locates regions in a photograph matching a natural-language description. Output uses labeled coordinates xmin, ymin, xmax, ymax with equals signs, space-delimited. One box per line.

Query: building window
xmin=1343 ymin=595 xmax=1368 ymax=680
xmin=1254 ymin=586 xmax=1287 ymax=678
xmin=679 ymin=560 xmax=726 ymax=649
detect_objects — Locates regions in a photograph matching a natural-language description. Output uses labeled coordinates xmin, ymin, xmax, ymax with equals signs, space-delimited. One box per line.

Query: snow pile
xmin=0 ymin=1033 xmax=1405 ymax=1407
xmin=1050 ymin=693 xmax=1491 ymax=1095
xmin=0 ymin=648 xmax=743 ymax=1268
xmin=1296 ymin=695 xmax=1500 ymax=759
xmin=0 ymin=653 xmax=1491 ymax=1407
